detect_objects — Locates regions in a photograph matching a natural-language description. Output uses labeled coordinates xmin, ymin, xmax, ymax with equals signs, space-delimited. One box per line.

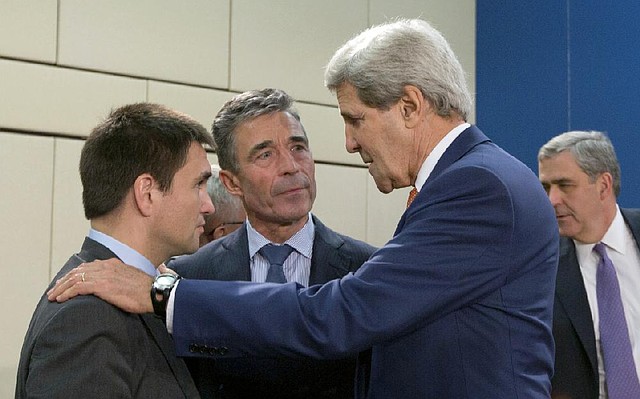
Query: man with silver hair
xmin=199 ymin=164 xmax=246 ymax=246
xmin=49 ymin=19 xmax=558 ymax=399
xmin=539 ymin=130 xmax=640 ymax=399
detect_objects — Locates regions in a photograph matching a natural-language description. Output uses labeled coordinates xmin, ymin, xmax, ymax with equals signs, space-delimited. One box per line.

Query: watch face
xmin=155 ymin=274 xmax=177 ymax=289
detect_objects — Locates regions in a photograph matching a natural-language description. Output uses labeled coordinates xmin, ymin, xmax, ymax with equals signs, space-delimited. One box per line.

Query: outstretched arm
xmin=46 ymin=258 xmax=161 ymax=314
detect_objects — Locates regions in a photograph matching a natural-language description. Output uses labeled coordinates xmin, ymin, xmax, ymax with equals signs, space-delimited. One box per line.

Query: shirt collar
xmin=88 ymin=228 xmax=157 ymax=276
xmin=414 ymin=122 xmax=470 ymax=192
xmin=600 ymin=205 xmax=626 ymax=255
xmin=246 ymin=213 xmax=315 ymax=259
xmin=574 ymin=204 xmax=625 ymax=256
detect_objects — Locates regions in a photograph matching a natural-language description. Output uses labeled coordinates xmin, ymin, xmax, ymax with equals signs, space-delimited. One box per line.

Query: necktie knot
xmin=593 ymin=242 xmax=608 ymax=260
xmin=259 ymin=244 xmax=294 ymax=283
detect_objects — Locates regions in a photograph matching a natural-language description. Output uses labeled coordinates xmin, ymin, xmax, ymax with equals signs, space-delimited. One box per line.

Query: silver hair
xmin=324 ymin=18 xmax=472 ymax=120
xmin=538 ymin=130 xmax=621 ymax=197
xmin=212 ymin=88 xmax=304 ymax=173
xmin=207 ymin=164 xmax=244 ymax=216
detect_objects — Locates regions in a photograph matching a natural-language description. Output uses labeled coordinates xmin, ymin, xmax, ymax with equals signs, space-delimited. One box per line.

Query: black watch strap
xmin=151 ymin=273 xmax=181 ymax=319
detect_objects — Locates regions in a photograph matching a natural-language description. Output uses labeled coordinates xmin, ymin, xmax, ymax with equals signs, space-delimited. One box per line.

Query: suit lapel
xmin=395 ymin=125 xmax=491 ymax=235
xmin=555 ymin=238 xmax=598 ymax=372
xmin=219 ymin=226 xmax=252 ymax=280
xmin=309 ymin=216 xmax=352 ymax=285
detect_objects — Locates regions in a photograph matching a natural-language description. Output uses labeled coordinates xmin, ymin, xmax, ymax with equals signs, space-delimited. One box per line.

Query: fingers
xmin=46 ymin=259 xmax=116 ymax=302
xmin=47 ymin=268 xmax=87 ymax=302
xmin=157 ymin=263 xmax=177 ymax=276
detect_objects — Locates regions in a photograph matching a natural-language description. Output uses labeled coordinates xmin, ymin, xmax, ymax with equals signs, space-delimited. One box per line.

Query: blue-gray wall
xmin=477 ymin=1 xmax=639 ymax=207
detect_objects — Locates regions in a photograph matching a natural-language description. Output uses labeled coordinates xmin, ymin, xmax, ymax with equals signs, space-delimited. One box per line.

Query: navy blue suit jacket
xmin=551 ymin=208 xmax=640 ymax=399
xmin=171 ymin=126 xmax=559 ymax=398
xmin=170 ymin=215 xmax=376 ymax=398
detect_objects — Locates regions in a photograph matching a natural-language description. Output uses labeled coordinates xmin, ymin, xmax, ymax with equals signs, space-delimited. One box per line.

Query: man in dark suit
xmin=538 ymin=130 xmax=640 ymax=399
xmin=170 ymin=89 xmax=376 ymax=398
xmin=16 ymin=103 xmax=214 ymax=398
xmin=49 ymin=19 xmax=558 ymax=398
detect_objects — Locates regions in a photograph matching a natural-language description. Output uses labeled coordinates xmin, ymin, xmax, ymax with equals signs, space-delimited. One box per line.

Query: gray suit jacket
xmin=171 ymin=215 xmax=376 ymax=399
xmin=15 ymin=238 xmax=200 ymax=399
xmin=552 ymin=208 xmax=640 ymax=399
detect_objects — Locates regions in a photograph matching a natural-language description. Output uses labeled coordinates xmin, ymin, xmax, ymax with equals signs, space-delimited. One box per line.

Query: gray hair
xmin=207 ymin=164 xmax=245 ymax=218
xmin=324 ymin=18 xmax=472 ymax=120
xmin=538 ymin=130 xmax=621 ymax=197
xmin=212 ymin=88 xmax=304 ymax=173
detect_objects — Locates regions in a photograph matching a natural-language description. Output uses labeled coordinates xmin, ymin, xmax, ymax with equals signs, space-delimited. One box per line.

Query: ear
xmin=597 ymin=172 xmax=614 ymax=200
xmin=219 ymin=170 xmax=243 ymax=197
xmin=398 ymin=85 xmax=426 ymax=129
xmin=133 ymin=173 xmax=157 ymax=217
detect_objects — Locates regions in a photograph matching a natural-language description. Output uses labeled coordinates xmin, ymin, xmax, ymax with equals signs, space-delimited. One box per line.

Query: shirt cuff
xmin=166 ymin=279 xmax=179 ymax=334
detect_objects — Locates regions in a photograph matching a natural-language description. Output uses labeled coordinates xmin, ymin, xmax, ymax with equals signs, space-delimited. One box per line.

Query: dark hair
xmin=80 ymin=102 xmax=214 ymax=219
xmin=212 ymin=88 xmax=304 ymax=173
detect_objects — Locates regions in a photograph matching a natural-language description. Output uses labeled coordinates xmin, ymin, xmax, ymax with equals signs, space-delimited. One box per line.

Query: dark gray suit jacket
xmin=15 ymin=238 xmax=200 ymax=399
xmin=170 ymin=215 xmax=376 ymax=399
xmin=552 ymin=208 xmax=640 ymax=399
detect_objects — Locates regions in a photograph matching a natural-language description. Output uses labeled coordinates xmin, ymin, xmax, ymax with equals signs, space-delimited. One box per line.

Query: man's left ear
xmin=134 ymin=173 xmax=157 ymax=217
xmin=399 ymin=85 xmax=425 ymax=128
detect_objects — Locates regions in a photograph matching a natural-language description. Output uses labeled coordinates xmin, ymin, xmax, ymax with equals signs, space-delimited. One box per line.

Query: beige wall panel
xmin=58 ymin=0 xmax=230 ymax=88
xmin=313 ymin=164 xmax=368 ymax=242
xmin=148 ymin=81 xmax=235 ymax=133
xmin=0 ymin=3 xmax=57 ymax=63
xmin=230 ymin=0 xmax=368 ymax=106
xmin=369 ymin=0 xmax=477 ymax=123
xmin=297 ymin=102 xmax=363 ymax=166
xmin=50 ymin=138 xmax=90 ymax=275
xmin=366 ymin=181 xmax=412 ymax=247
xmin=0 ymin=133 xmax=54 ymax=397
xmin=0 ymin=59 xmax=146 ymax=136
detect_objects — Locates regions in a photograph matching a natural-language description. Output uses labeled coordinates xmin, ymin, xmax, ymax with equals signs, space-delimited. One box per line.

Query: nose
xmin=201 ymin=190 xmax=215 ymax=215
xmin=345 ymin=128 xmax=359 ymax=154
xmin=546 ymin=185 xmax=563 ymax=207
xmin=279 ymin=148 xmax=300 ymax=174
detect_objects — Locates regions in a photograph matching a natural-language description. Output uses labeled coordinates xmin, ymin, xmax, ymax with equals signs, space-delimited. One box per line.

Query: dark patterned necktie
xmin=594 ymin=242 xmax=640 ymax=398
xmin=259 ymin=244 xmax=294 ymax=283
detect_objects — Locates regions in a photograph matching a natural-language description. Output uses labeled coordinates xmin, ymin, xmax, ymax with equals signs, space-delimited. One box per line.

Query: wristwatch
xmin=151 ymin=273 xmax=181 ymax=319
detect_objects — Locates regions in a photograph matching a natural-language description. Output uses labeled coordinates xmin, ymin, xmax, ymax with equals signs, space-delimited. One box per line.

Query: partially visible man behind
xmin=199 ymin=163 xmax=246 ymax=246
xmin=15 ymin=103 xmax=214 ymax=398
xmin=172 ymin=88 xmax=376 ymax=398
xmin=538 ymin=130 xmax=640 ymax=399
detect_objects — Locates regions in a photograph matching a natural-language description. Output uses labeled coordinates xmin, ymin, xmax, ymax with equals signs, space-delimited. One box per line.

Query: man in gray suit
xmin=170 ymin=88 xmax=376 ymax=398
xmin=16 ymin=103 xmax=213 ymax=398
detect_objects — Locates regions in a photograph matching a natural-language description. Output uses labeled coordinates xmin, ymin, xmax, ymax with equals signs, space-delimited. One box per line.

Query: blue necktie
xmin=259 ymin=244 xmax=294 ymax=283
xmin=594 ymin=243 xmax=640 ymax=398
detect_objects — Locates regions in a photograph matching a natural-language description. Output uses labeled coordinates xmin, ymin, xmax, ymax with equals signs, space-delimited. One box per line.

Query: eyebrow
xmin=247 ymin=135 xmax=309 ymax=158
xmin=340 ymin=111 xmax=364 ymax=120
xmin=198 ymin=169 xmax=212 ymax=182
xmin=248 ymin=140 xmax=275 ymax=159
xmin=542 ymin=177 xmax=573 ymax=185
